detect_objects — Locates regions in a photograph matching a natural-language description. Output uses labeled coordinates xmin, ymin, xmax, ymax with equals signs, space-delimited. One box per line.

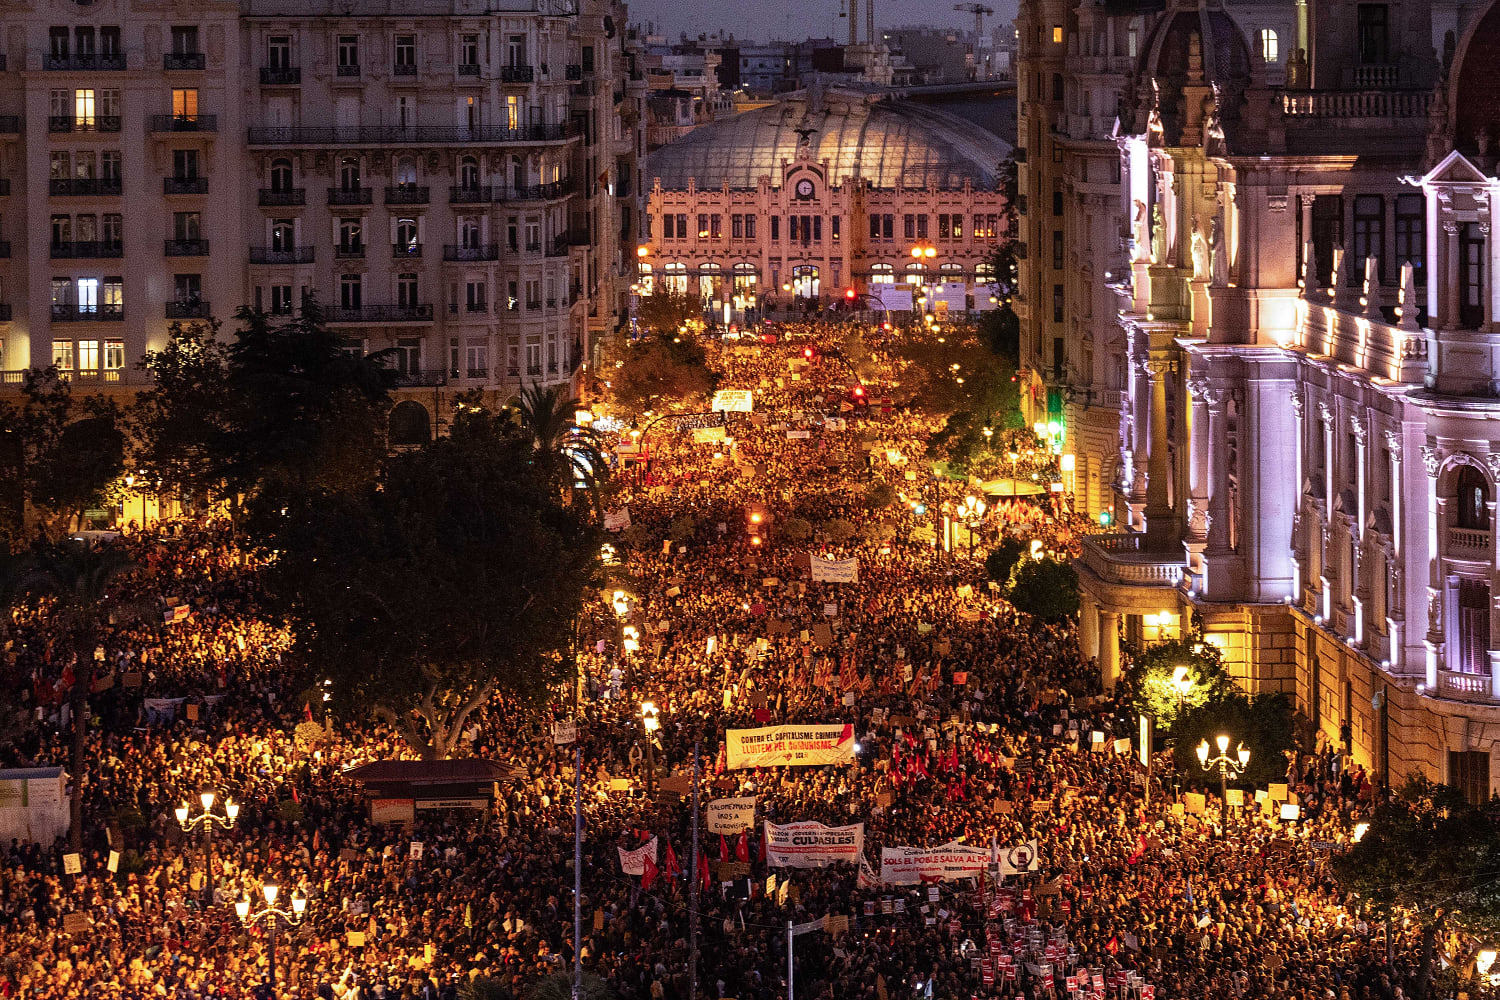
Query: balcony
xmin=0 ymin=117 xmax=19 ymax=134
xmin=49 ymin=115 xmax=121 ymax=133
xmin=51 ymin=303 xmax=124 ymax=322
xmin=443 ymin=244 xmax=499 ymax=261
xmin=525 ymin=364 xmax=543 ymax=377
xmin=465 ymin=301 xmax=489 ymax=313
xmin=164 ymin=239 xmax=209 ymax=257
xmin=50 ymin=177 xmax=122 ymax=196
xmin=457 ymin=63 xmax=480 ymax=76
xmin=260 ymin=66 xmax=301 ymax=85
xmin=51 ymin=240 xmax=122 ymax=259
xmin=164 ymin=52 xmax=206 ymax=70
xmin=392 ymin=63 xmax=418 ymax=77
xmin=499 ymin=180 xmax=575 ymax=201
xmin=1278 ymin=89 xmax=1430 ymax=121
xmin=258 ymin=188 xmax=305 ymax=206
xmin=325 ymin=304 xmax=433 ymax=324
xmin=165 ymin=300 xmax=211 ymax=319
xmin=247 ymin=122 xmax=581 ymax=145
xmin=449 ymin=185 xmax=494 ymax=204
xmin=163 ymin=177 xmax=209 ymax=195
xmin=1078 ymin=533 xmax=1184 ymax=588
xmin=334 ymin=244 xmax=366 ymax=259
xmin=249 ymin=246 xmax=314 ymax=264
xmin=1449 ymin=527 xmax=1492 ymax=557
xmin=500 ymin=65 xmax=534 ymax=83
xmin=327 ymin=187 xmax=373 ymax=205
xmin=68 ymin=370 xmax=123 ymax=383
xmin=391 ymin=368 xmax=447 ymax=387
xmin=392 ymin=243 xmax=423 ymax=259
xmin=1438 ymin=668 xmax=1495 ymax=704
xmin=384 ymin=185 xmax=429 ymax=205
xmin=44 ymin=54 xmax=127 ymax=71
xmin=149 ymin=114 xmax=217 ymax=133
xmin=336 ymin=64 xmax=361 ymax=77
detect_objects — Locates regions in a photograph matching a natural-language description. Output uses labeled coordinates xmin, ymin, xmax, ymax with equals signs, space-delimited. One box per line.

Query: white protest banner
xmin=871 ymin=285 xmax=913 ymax=312
xmin=712 ymin=389 xmax=754 ymax=413
xmin=553 ymin=720 xmax=578 ymax=745
xmin=764 ymin=821 xmax=864 ymax=868
xmin=787 ymin=429 xmax=812 ymax=440
xmin=808 ymin=556 xmax=859 ymax=584
xmin=604 ymin=508 xmax=632 ymax=532
xmin=791 ymin=915 xmax=827 ymax=936
xmin=409 ymin=841 xmax=424 ymax=860
xmin=63 ymin=853 xmax=82 ymax=875
xmin=879 ymin=843 xmax=992 ymax=884
xmin=996 ymin=840 xmax=1040 ymax=876
xmin=706 ymin=796 xmax=757 ymax=834
xmin=618 ymin=837 xmax=659 ymax=876
xmin=725 ymin=724 xmax=855 ymax=769
xmin=693 ymin=426 xmax=728 ymax=444
xmin=107 ymin=850 xmax=120 ymax=873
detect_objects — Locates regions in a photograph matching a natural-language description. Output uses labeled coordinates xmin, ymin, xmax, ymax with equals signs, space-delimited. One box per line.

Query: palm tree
xmin=515 ymin=382 xmax=609 ymax=503
xmin=25 ymin=540 xmax=142 ymax=850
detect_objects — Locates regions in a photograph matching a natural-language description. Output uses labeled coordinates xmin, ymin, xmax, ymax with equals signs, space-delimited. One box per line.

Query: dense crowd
xmin=0 ymin=321 xmax=1428 ymax=1000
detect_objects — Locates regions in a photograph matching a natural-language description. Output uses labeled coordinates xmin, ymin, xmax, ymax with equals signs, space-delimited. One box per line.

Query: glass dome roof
xmin=647 ymin=92 xmax=1013 ymax=191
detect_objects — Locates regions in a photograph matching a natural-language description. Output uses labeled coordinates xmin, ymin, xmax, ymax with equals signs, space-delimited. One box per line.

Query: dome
xmin=1450 ymin=0 xmax=1500 ymax=155
xmin=647 ymin=92 xmax=1013 ymax=191
xmin=1127 ymin=0 xmax=1253 ymax=145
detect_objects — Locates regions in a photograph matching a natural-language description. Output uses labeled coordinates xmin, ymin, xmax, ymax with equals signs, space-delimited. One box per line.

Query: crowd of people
xmin=0 ymin=320 xmax=1436 ymax=1000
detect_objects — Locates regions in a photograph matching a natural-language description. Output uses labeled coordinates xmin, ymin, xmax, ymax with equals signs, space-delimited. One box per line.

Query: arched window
xmin=395 ymin=156 xmax=418 ymax=188
xmin=1457 ymin=465 xmax=1490 ymax=529
xmin=396 ymin=218 xmax=419 ymax=253
xmin=870 ymin=263 xmax=895 ymax=284
xmin=270 ymin=158 xmax=294 ymax=193
xmin=389 ymin=400 xmax=431 ymax=446
xmin=699 ymin=262 xmax=722 ymax=304
xmin=459 ymin=156 xmax=480 ymax=190
xmin=637 ymin=262 xmax=654 ymax=295
xmin=791 ymin=265 xmax=819 ymax=300
xmin=904 ymin=262 xmax=929 ymax=285
xmin=1259 ymin=29 xmax=1278 ymax=63
xmin=662 ymin=262 xmax=688 ymax=295
xmin=338 ymin=157 xmax=360 ymax=191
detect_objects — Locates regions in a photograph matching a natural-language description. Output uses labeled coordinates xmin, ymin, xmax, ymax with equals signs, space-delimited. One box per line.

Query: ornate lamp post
xmin=175 ymin=790 xmax=238 ymax=905
xmin=641 ymin=701 xmax=661 ymax=795
xmin=959 ymin=495 xmax=987 ymax=559
xmin=235 ymin=880 xmax=307 ymax=987
xmin=1170 ymin=665 xmax=1193 ymax=717
xmin=1196 ymin=734 xmax=1250 ymax=824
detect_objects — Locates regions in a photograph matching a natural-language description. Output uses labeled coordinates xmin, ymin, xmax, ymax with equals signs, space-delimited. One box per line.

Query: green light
xmin=1047 ymin=420 xmax=1062 ymax=436
xmin=1099 ymin=511 xmax=1113 ymax=527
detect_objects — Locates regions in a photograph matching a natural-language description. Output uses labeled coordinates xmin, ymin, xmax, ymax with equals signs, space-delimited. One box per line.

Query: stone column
xmin=1100 ymin=611 xmax=1122 ymax=689
xmin=1145 ymin=355 xmax=1176 ymax=546
xmin=1079 ymin=595 xmax=1100 ymax=661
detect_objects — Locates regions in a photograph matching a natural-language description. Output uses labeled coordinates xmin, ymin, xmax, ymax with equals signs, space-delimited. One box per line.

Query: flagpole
xmin=787 ymin=919 xmax=794 ymax=1000
xmin=573 ymin=740 xmax=583 ymax=1000
xmin=689 ymin=738 xmax=701 ymax=1000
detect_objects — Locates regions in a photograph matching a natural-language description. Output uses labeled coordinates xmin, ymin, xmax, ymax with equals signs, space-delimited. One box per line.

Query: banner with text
xmin=706 ymin=796 xmax=757 ymax=834
xmin=618 ymin=837 xmax=659 ymax=876
xmin=712 ymin=389 xmax=754 ymax=413
xmin=996 ymin=839 xmax=1040 ymax=876
xmin=879 ymin=843 xmax=992 ymax=884
xmin=765 ymin=821 xmax=864 ymax=868
xmin=726 ymin=724 xmax=855 ymax=769
xmin=603 ymin=508 xmax=631 ymax=532
xmin=808 ymin=557 xmax=859 ymax=584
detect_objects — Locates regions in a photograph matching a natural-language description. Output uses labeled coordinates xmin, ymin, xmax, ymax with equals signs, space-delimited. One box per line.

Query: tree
xmin=514 ymin=382 xmax=609 ymax=501
xmin=1007 ymin=557 xmax=1079 ymax=621
xmin=864 ymin=481 xmax=897 ymax=510
xmin=605 ymin=333 xmax=715 ymax=414
xmin=130 ymin=320 xmax=234 ymax=509
xmin=1335 ymin=776 xmax=1500 ymax=1000
xmin=260 ymin=409 xmax=600 ymax=760
xmin=1119 ymin=637 xmax=1238 ymax=732
xmin=1169 ymin=692 xmax=1295 ymax=788
xmin=985 ymin=538 xmax=1026 ymax=585
xmin=821 ymin=518 xmax=857 ymax=544
xmin=524 ymin=973 xmax=612 ymax=1000
xmin=636 ymin=288 xmax=700 ymax=333
xmin=781 ymin=517 xmax=813 ymax=543
xmin=29 ymin=405 xmax=126 ymax=531
xmin=24 ymin=541 xmax=142 ymax=849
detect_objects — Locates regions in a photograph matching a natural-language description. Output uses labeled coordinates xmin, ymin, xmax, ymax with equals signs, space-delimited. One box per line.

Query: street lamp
xmin=958 ymin=495 xmax=987 ymax=559
xmin=175 ymin=790 xmax=238 ymax=905
xmin=235 ymin=880 xmax=307 ymax=987
xmin=641 ymin=701 xmax=660 ymax=794
xmin=1170 ymin=665 xmax=1193 ymax=717
xmin=1196 ymin=734 xmax=1251 ymax=825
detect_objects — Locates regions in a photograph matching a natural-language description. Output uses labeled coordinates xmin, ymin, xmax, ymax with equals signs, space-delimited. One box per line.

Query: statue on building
xmin=1286 ymin=48 xmax=1308 ymax=89
xmin=1209 ymin=215 xmax=1228 ymax=286
xmin=1150 ymin=204 xmax=1166 ymax=263
xmin=1190 ymin=216 xmax=1210 ymax=280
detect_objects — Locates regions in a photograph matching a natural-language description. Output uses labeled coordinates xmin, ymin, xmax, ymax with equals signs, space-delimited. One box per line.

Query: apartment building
xmin=0 ymin=0 xmax=645 ymax=438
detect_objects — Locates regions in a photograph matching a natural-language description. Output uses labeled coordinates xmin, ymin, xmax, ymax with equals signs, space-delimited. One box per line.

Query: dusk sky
xmin=630 ymin=0 xmax=1018 ymax=45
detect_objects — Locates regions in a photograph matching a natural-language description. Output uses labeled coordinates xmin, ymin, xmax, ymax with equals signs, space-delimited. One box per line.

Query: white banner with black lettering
xmin=808 ymin=556 xmax=859 ymax=583
xmin=764 ymin=821 xmax=864 ymax=868
xmin=879 ymin=842 xmax=992 ymax=884
xmin=706 ymin=796 xmax=757 ymax=834
xmin=996 ymin=839 xmax=1040 ymax=876
xmin=617 ymin=837 xmax=658 ymax=876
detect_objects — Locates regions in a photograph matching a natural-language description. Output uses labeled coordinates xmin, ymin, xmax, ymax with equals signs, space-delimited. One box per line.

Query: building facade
xmin=642 ymin=89 xmax=1011 ymax=319
xmin=1025 ymin=0 xmax=1500 ymax=796
xmin=0 ymin=0 xmax=645 ymax=438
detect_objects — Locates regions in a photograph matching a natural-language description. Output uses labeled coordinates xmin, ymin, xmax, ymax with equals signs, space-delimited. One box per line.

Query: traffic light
xmin=845 ymin=288 xmax=857 ymax=301
xmin=852 ymin=385 xmax=866 ymax=399
xmin=803 ymin=347 xmax=815 ymax=360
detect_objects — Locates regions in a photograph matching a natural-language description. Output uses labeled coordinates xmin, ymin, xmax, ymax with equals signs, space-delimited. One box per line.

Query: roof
xmin=345 ymin=759 xmax=528 ymax=785
xmin=0 ymin=768 xmax=63 ymax=781
xmin=648 ymin=91 xmax=1012 ymax=191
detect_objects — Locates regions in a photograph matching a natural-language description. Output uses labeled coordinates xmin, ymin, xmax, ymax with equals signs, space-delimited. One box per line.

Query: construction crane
xmin=953 ymin=2 xmax=994 ymax=38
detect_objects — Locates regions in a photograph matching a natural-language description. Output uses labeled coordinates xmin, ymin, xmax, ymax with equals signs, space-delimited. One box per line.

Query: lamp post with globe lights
xmin=959 ymin=495 xmax=987 ymax=559
xmin=1196 ymin=735 xmax=1250 ymax=825
xmin=175 ymin=790 xmax=238 ymax=905
xmin=641 ymin=701 xmax=661 ymax=795
xmin=235 ymin=880 xmax=306 ymax=987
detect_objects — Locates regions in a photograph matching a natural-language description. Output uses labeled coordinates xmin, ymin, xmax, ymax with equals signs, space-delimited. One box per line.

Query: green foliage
xmin=1007 ymin=557 xmax=1079 ymax=622
xmin=277 ymin=799 xmax=303 ymax=822
xmin=1119 ymin=638 xmax=1237 ymax=732
xmin=866 ymin=519 xmax=897 ymax=544
xmin=1169 ymin=692 xmax=1295 ymax=787
xmin=985 ymin=538 xmax=1026 ymax=585
xmin=111 ymin=806 xmax=147 ymax=832
xmin=606 ymin=332 xmax=715 ymax=413
xmin=259 ymin=409 xmax=601 ymax=759
xmin=864 ymin=481 xmax=897 ymax=510
xmin=524 ymin=973 xmax=613 ymax=1000
xmin=1335 ymin=776 xmax=1500 ymax=1000
xmin=461 ymin=978 xmax=515 ymax=1000
xmin=821 ymin=518 xmax=857 ymax=543
xmin=513 ymin=383 xmax=610 ymax=505
xmin=781 ymin=517 xmax=813 ymax=542
xmin=130 ymin=320 xmax=235 ymax=508
xmin=635 ymin=288 xmax=700 ymax=333
xmin=668 ymin=515 xmax=699 ymax=544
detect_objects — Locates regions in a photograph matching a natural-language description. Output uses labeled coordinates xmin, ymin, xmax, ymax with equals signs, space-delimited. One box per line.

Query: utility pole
xmin=573 ymin=741 xmax=583 ymax=1000
xmin=787 ymin=920 xmax=795 ymax=1000
xmin=689 ymin=739 xmax=701 ymax=1000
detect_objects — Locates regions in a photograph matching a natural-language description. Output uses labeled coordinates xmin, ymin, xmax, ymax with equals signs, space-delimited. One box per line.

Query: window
xmin=171 ymin=26 xmax=199 ymax=55
xmin=458 ymin=156 xmax=480 ymax=190
xmin=771 ymin=216 xmax=780 ymax=241
xmin=465 ymin=280 xmax=486 ymax=311
xmin=174 ymin=274 xmax=201 ymax=304
xmin=938 ymin=214 xmax=951 ymax=240
xmin=1052 ymin=25 xmax=1063 ymax=43
xmin=78 ymin=278 xmax=99 ymax=315
xmin=1259 ymin=28 xmax=1278 ymax=63
xmin=271 ymin=220 xmax=295 ymax=251
xmin=1053 ymin=190 xmax=1064 ymax=216
xmin=267 ymin=35 xmax=292 ymax=69
xmin=871 ymin=214 xmax=881 ymax=240
xmin=1396 ymin=194 xmax=1426 ymax=288
xmin=745 ymin=215 xmax=756 ymax=239
xmin=271 ymin=285 xmax=294 ymax=314
xmin=831 ymin=217 xmax=840 ymax=241
xmin=77 ymin=340 xmax=99 ymax=373
xmin=915 ymin=215 xmax=927 ymax=240
xmin=870 ymin=263 xmax=894 ymax=284
xmin=460 ymin=34 xmax=480 ymax=67
xmin=1458 ymin=581 xmax=1491 ymax=677
xmin=698 ymin=214 xmax=709 ymax=239
xmin=52 ymin=340 xmax=74 ymax=372
xmin=102 ymin=214 xmax=121 ymax=247
xmin=172 ymin=88 xmax=198 ymax=120
xmin=1053 ymin=283 xmax=1064 ymax=322
xmin=711 ymin=214 xmax=722 ymax=239
xmin=397 ymin=217 xmax=419 ymax=251
xmin=173 ymin=212 xmax=201 ymax=240
xmin=339 ymin=273 xmax=362 ymax=309
xmin=51 ymin=215 xmax=71 ymax=245
xmin=1310 ymin=194 xmax=1343 ymax=286
xmin=1053 ymin=230 xmax=1064 ymax=269
xmin=104 ymin=340 xmax=124 ymax=372
xmin=675 ymin=214 xmax=688 ymax=240
xmin=397 ymin=273 xmax=419 ymax=307
xmin=339 ymin=218 xmax=363 ymax=252
xmin=270 ymin=158 xmax=293 ymax=192
xmin=903 ymin=214 xmax=916 ymax=240
xmin=1450 ymin=749 xmax=1491 ymax=805
xmin=51 ymin=277 xmax=72 ymax=308
xmin=581 ymin=45 xmax=594 ymax=72
xmin=50 ymin=27 xmax=69 ymax=59
xmin=1456 ymin=465 xmax=1490 ymax=530
xmin=337 ymin=35 xmax=360 ymax=70
xmin=506 ymin=35 xmax=525 ymax=67
xmin=394 ymin=34 xmax=416 ymax=71
xmin=1357 ymin=4 xmax=1388 ymax=64
xmin=1461 ymin=223 xmax=1486 ymax=330
xmin=1352 ymin=195 xmax=1383 ymax=285
xmin=101 ymin=27 xmax=121 ymax=58
xmin=732 ymin=214 xmax=744 ymax=240
xmin=525 ymin=278 xmax=541 ymax=309
xmin=173 ymin=149 xmax=199 ymax=180
xmin=1052 ymin=73 xmax=1063 ymax=101
xmin=338 ymin=158 xmax=361 ymax=191
xmin=458 ymin=215 xmax=481 ymax=248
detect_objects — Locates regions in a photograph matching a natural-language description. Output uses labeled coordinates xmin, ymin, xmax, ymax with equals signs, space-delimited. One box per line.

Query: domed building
xmin=642 ymin=87 xmax=1013 ymax=318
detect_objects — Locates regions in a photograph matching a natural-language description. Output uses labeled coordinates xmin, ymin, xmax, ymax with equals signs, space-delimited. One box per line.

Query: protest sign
xmin=880 ymin=842 xmax=992 ymax=884
xmin=552 ymin=720 xmax=578 ymax=745
xmin=707 ymin=796 xmax=757 ymax=834
xmin=997 ymin=840 xmax=1040 ymax=876
xmin=618 ymin=837 xmax=659 ymax=876
xmin=725 ymin=724 xmax=855 ymax=768
xmin=765 ymin=821 xmax=864 ymax=868
xmin=809 ymin=557 xmax=859 ymax=583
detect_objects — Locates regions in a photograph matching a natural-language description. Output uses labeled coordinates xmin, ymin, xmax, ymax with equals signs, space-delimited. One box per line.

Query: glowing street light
xmin=641 ymin=702 xmax=661 ymax=794
xmin=235 ymin=880 xmax=307 ymax=986
xmin=1196 ymin=735 xmax=1251 ymax=824
xmin=175 ymin=789 xmax=239 ymax=905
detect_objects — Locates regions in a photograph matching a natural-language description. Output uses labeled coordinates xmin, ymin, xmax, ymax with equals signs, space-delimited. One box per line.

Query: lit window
xmin=1259 ymin=29 xmax=1278 ymax=63
xmin=53 ymin=340 xmax=74 ymax=371
xmin=78 ymin=339 xmax=99 ymax=372
xmin=104 ymin=340 xmax=124 ymax=371
xmin=1052 ymin=25 xmax=1063 ymax=44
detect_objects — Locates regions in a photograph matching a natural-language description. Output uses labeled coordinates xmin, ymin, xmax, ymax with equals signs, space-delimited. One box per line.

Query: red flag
xmin=719 ymin=835 xmax=729 ymax=862
xmin=312 ymin=828 xmax=320 ymax=851
xmin=291 ymin=784 xmax=300 ymax=804
xmin=736 ymin=831 xmax=749 ymax=863
xmin=757 ymin=833 xmax=765 ymax=863
xmin=698 ymin=850 xmax=712 ymax=891
xmin=665 ymin=841 xmax=682 ymax=878
xmin=641 ymin=856 xmax=658 ymax=891
xmin=304 ymin=701 xmax=314 ymax=723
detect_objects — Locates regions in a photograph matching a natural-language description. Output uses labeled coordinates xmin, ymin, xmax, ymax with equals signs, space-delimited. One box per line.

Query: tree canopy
xmin=130 ymin=320 xmax=235 ymax=509
xmin=1007 ymin=557 xmax=1079 ymax=622
xmin=603 ymin=332 xmax=715 ymax=414
xmin=635 ymin=288 xmax=700 ymax=333
xmin=1119 ymin=637 xmax=1238 ymax=732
